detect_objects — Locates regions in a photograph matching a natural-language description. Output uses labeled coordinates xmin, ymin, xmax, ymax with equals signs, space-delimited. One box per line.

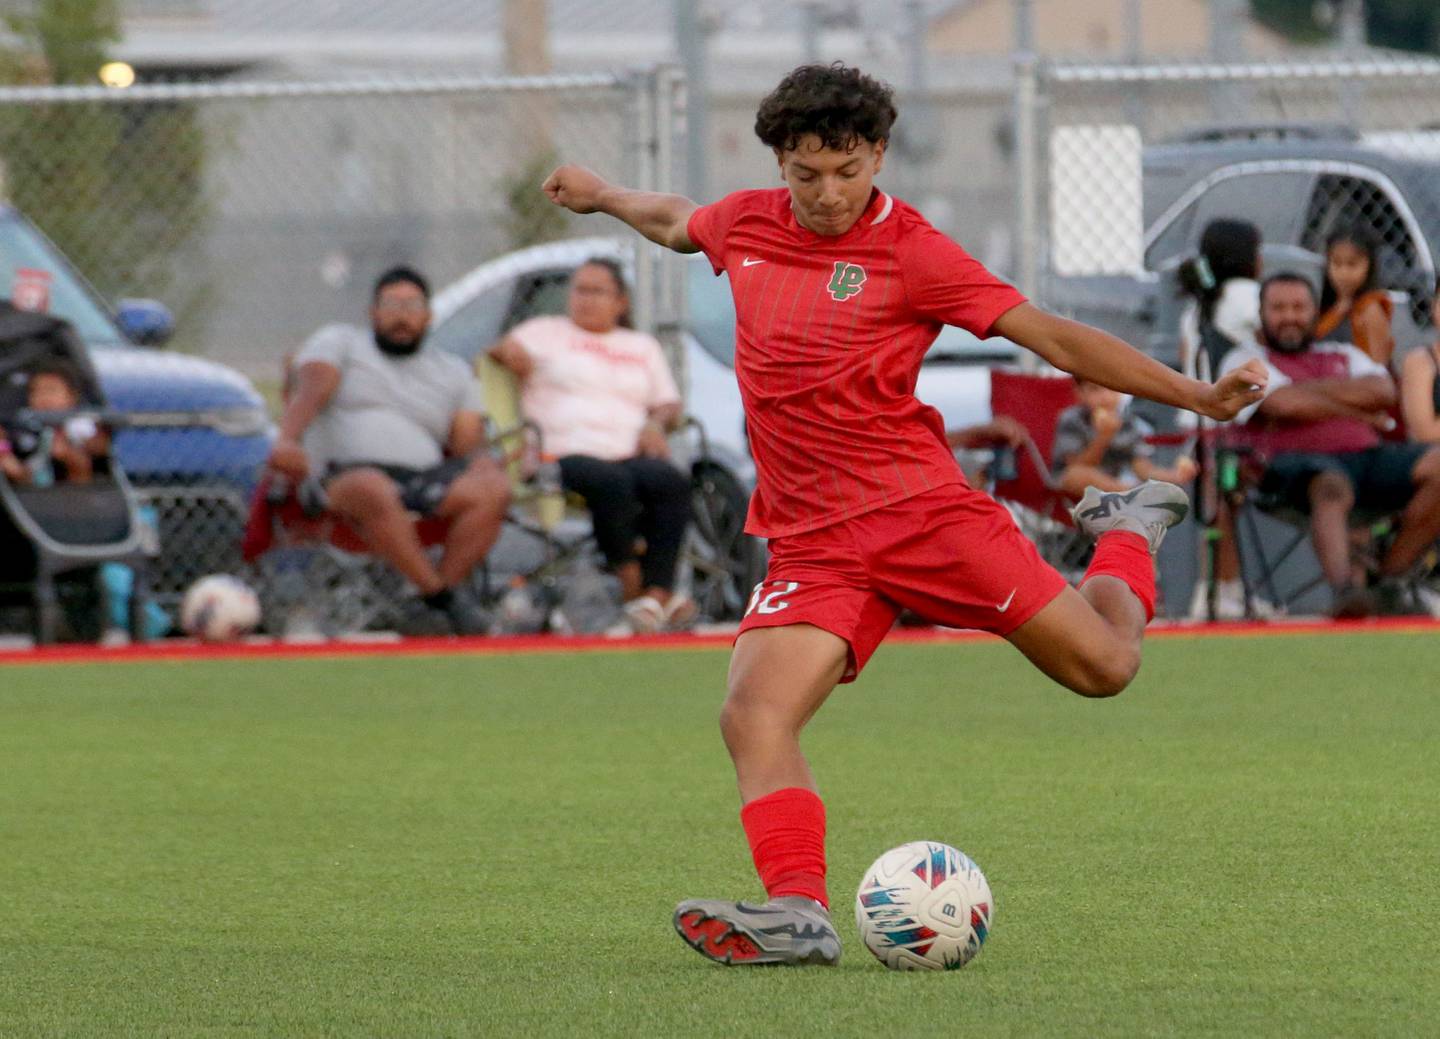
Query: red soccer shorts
xmin=738 ymin=482 xmax=1069 ymax=682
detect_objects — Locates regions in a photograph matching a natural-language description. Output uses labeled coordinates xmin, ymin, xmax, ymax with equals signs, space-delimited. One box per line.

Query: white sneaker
xmin=1188 ymin=579 xmax=1281 ymax=620
xmin=1414 ymin=583 xmax=1440 ymax=619
xmin=1072 ymin=481 xmax=1190 ymax=555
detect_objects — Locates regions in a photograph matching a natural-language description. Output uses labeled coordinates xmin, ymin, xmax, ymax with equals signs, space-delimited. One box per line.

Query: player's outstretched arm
xmin=542 ymin=164 xmax=701 ymax=254
xmin=992 ymin=303 xmax=1269 ymax=422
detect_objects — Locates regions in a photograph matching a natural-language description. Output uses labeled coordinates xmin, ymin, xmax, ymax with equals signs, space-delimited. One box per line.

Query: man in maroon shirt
xmin=544 ymin=63 xmax=1267 ymax=966
xmin=1219 ymin=273 xmax=1440 ymax=616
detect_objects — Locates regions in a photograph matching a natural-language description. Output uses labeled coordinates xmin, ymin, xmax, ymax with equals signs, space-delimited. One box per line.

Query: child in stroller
xmin=0 ymin=302 xmax=152 ymax=643
xmin=1 ymin=356 xmax=110 ymax=487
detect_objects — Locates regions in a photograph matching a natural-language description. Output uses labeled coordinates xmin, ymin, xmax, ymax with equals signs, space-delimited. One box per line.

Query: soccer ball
xmin=180 ymin=574 xmax=261 ymax=642
xmin=855 ymin=841 xmax=994 ymax=971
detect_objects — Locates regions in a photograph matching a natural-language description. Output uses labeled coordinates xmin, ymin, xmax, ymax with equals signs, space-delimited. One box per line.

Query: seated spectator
xmin=267 ymin=266 xmax=510 ymax=636
xmin=1176 ymin=218 xmax=1265 ymax=617
xmin=490 ymin=258 xmax=694 ymax=633
xmin=946 ymin=415 xmax=1028 ymax=483
xmin=1177 ymin=218 xmax=1263 ymax=383
xmin=1219 ymin=272 xmax=1440 ymax=616
xmin=1051 ymin=377 xmax=1198 ymax=499
xmin=947 ymin=416 xmax=1028 ymax=453
xmin=1399 ymin=278 xmax=1440 ymax=444
xmin=1318 ymin=226 xmax=1395 ymax=366
xmin=0 ymin=357 xmax=109 ymax=487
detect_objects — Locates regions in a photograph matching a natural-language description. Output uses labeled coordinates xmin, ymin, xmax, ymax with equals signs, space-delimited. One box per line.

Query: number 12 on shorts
xmin=746 ymin=581 xmax=799 ymax=616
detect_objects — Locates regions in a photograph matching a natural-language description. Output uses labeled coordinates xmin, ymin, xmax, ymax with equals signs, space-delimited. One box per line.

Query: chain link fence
xmin=1014 ymin=57 xmax=1440 ymax=615
xmin=0 ymin=71 xmax=677 ymax=375
xmin=0 ymin=69 xmax=685 ymax=628
xmin=1016 ymin=57 xmax=1440 ymax=362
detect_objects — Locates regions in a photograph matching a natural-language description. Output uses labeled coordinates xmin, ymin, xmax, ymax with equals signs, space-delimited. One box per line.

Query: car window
xmin=428 ymin=279 xmax=516 ymax=363
xmin=1145 ymin=170 xmax=1314 ymax=271
xmin=1191 ymin=171 xmax=1313 ymax=247
xmin=0 ymin=215 xmax=126 ymax=347
xmin=1144 ymin=200 xmax=1196 ymax=271
xmin=504 ymin=272 xmax=571 ymax=330
xmin=687 ymin=261 xmax=736 ymax=368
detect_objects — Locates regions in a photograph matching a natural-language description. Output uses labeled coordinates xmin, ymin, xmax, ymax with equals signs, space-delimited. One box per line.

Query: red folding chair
xmin=983 ymin=369 xmax=1097 ymax=582
xmin=241 ymin=473 xmax=455 ymax=636
xmin=987 ymin=368 xmax=1080 ymax=524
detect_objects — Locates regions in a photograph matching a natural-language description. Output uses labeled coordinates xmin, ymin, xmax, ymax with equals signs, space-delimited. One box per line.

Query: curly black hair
xmin=754 ymin=63 xmax=897 ymax=154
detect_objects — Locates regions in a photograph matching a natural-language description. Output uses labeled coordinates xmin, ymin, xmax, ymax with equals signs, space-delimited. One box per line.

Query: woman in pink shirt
xmin=491 ymin=258 xmax=694 ymax=631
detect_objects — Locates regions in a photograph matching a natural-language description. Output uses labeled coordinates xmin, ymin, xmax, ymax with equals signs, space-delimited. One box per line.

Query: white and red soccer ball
xmin=180 ymin=574 xmax=261 ymax=642
xmin=855 ymin=841 xmax=994 ymax=971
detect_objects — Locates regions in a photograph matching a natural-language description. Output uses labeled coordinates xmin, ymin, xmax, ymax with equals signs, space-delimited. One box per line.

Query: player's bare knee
xmin=718 ymin=691 xmax=758 ymax=753
xmin=1072 ymin=645 xmax=1139 ymax=698
xmin=719 ymin=683 xmax=795 ymax=749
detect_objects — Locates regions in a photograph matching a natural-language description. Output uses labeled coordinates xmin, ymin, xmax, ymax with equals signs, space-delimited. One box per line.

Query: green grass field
xmin=3 ymin=631 xmax=1438 ymax=1037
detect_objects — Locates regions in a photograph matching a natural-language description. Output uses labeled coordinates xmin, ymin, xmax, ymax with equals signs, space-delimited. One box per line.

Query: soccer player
xmin=543 ymin=63 xmax=1268 ymax=966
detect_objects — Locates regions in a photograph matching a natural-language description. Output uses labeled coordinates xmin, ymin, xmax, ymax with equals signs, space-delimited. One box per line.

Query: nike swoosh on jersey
xmin=741 ymin=257 xmax=766 ymax=267
xmin=996 ymin=588 xmax=1018 ymax=612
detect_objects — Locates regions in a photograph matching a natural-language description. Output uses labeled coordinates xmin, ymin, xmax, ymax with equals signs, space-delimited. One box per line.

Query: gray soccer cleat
xmin=1072 ymin=481 xmax=1190 ymax=554
xmin=673 ymin=896 xmax=841 ymax=966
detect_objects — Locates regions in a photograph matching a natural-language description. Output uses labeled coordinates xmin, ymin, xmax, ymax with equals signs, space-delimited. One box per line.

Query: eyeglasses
xmin=374 ymin=298 xmax=429 ymax=314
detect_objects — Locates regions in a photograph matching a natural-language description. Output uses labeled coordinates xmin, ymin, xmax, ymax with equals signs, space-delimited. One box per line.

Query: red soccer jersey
xmin=687 ymin=187 xmax=1027 ymax=538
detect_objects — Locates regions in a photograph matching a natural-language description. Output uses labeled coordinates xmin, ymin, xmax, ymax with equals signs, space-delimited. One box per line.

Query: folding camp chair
xmin=240 ymin=472 xmax=459 ymax=636
xmin=472 ymin=351 xmax=615 ymax=632
xmin=475 ymin=351 xmax=764 ymax=629
xmin=1220 ymin=436 xmax=1426 ymax=617
xmin=239 ymin=353 xmax=480 ymax=637
xmin=986 ymin=369 xmax=1095 ymax=582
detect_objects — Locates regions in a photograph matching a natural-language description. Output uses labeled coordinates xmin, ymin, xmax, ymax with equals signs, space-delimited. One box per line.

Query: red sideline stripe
xmin=0 ymin=631 xmax=736 ymax=667
xmin=0 ymin=616 xmax=1435 ymax=667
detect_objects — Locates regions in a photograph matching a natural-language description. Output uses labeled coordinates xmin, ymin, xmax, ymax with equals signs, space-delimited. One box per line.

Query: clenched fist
xmin=543 ymin=165 xmax=611 ymax=215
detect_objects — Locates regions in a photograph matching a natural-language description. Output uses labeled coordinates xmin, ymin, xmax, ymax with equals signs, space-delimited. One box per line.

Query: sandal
xmin=623 ymin=595 xmax=665 ymax=634
xmin=662 ymin=594 xmax=698 ymax=631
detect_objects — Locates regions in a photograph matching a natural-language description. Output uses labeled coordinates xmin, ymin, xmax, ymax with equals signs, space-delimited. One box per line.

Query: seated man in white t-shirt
xmin=268 ymin=266 xmax=511 ymax=635
xmin=490 ymin=257 xmax=694 ymax=632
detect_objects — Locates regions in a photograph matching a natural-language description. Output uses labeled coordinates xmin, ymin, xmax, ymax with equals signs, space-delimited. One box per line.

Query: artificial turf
xmin=2 ymin=630 xmax=1437 ymax=1037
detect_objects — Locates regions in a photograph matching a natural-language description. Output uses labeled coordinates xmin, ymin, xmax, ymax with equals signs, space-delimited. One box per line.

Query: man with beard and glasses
xmin=268 ymin=266 xmax=510 ymax=635
xmin=1219 ymin=272 xmax=1440 ymax=616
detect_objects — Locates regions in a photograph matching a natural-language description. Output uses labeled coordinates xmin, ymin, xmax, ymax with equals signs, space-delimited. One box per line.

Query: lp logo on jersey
xmin=827 ymin=261 xmax=867 ymax=302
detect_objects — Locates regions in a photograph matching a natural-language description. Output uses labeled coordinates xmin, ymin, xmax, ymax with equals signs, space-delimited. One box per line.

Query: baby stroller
xmin=0 ymin=302 xmax=154 ymax=643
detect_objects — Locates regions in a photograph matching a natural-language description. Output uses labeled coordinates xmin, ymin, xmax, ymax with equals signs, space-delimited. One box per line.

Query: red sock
xmin=1083 ymin=531 xmax=1157 ymax=621
xmin=740 ymin=787 xmax=829 ymax=910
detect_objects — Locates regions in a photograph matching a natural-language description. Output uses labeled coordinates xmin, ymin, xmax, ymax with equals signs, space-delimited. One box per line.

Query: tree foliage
xmin=0 ymin=0 xmax=211 ymax=347
xmin=1252 ymin=0 xmax=1440 ymax=54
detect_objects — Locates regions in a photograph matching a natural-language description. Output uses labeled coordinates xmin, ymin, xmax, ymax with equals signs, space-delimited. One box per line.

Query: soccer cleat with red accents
xmin=673 ymin=896 xmax=841 ymax=966
xmin=1072 ymin=480 xmax=1190 ymax=554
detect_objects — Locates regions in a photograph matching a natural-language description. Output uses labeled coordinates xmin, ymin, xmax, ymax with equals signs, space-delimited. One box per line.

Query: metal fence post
xmin=1014 ymin=50 xmax=1042 ymax=372
xmin=628 ymin=67 xmax=659 ymax=339
xmin=653 ymin=63 xmax=689 ymax=397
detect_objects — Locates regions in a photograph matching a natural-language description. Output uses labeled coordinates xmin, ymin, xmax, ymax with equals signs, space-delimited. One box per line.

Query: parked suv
xmin=0 ymin=206 xmax=273 ymax=607
xmin=1054 ymin=124 xmax=1438 ymax=366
